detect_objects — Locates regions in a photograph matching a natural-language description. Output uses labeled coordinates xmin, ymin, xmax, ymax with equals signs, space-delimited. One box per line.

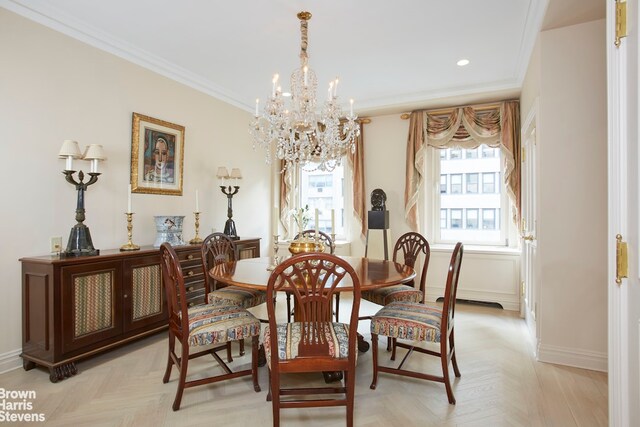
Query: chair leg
xmin=286 ymin=292 xmax=292 ymax=323
xmin=239 ymin=339 xmax=245 ymax=356
xmin=172 ymin=343 xmax=190 ymax=411
xmin=162 ymin=332 xmax=175 ymax=384
xmin=345 ymin=369 xmax=354 ymax=427
xmin=370 ymin=333 xmax=379 ymax=390
xmin=271 ymin=369 xmax=280 ymax=427
xmin=390 ymin=338 xmax=397 ymax=361
xmin=441 ymin=339 xmax=456 ymax=405
xmin=226 ymin=341 xmax=233 ymax=363
xmin=266 ymin=368 xmax=272 ymax=402
xmin=334 ymin=293 xmax=340 ymax=322
xmin=386 ymin=336 xmax=392 ymax=352
xmin=450 ymin=328 xmax=461 ymax=378
xmin=252 ymin=336 xmax=261 ymax=392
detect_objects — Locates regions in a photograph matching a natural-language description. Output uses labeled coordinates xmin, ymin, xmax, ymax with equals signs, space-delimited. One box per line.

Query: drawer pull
xmin=188 ymin=270 xmax=194 ymax=277
xmin=188 ymin=301 xmax=195 ymax=307
xmin=187 ymin=286 xmax=194 ymax=292
xmin=187 ymin=254 xmax=194 ymax=260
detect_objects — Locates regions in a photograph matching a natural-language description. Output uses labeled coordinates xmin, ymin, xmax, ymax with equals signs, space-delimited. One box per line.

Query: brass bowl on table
xmin=288 ymin=238 xmax=326 ymax=255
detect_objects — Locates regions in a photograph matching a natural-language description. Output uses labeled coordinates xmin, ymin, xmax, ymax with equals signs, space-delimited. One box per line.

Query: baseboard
xmin=427 ymin=288 xmax=520 ymax=311
xmin=0 ymin=348 xmax=22 ymax=374
xmin=537 ymin=343 xmax=607 ymax=372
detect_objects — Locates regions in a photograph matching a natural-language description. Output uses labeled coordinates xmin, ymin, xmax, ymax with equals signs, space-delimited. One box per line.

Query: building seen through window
xmin=299 ymin=161 xmax=345 ymax=237
xmin=437 ymin=146 xmax=504 ymax=245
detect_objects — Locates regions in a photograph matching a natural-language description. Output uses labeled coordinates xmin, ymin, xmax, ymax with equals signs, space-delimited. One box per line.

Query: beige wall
xmin=521 ymin=19 xmax=608 ymax=369
xmin=0 ymin=9 xmax=272 ymax=363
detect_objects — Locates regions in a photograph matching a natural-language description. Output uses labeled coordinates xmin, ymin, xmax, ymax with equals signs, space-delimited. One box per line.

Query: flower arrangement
xmin=290 ymin=204 xmax=311 ymax=232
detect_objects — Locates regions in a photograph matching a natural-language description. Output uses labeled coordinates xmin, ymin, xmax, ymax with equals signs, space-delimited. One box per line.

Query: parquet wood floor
xmin=0 ymin=296 xmax=607 ymax=426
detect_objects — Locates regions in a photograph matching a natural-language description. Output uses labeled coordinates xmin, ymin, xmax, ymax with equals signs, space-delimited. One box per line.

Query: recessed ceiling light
xmin=282 ymin=92 xmax=292 ymax=97
xmin=457 ymin=59 xmax=470 ymax=67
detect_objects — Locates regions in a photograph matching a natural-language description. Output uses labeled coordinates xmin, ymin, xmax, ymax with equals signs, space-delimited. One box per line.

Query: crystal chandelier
xmin=249 ymin=11 xmax=360 ymax=172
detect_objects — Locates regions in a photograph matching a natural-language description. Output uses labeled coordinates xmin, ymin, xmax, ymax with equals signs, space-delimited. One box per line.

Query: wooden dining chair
xmin=287 ymin=229 xmax=338 ymax=322
xmin=369 ymin=242 xmax=463 ymax=404
xmin=362 ymin=231 xmax=430 ymax=306
xmin=360 ymin=232 xmax=430 ymax=351
xmin=264 ymin=252 xmax=361 ymax=427
xmin=202 ymin=232 xmax=269 ymax=355
xmin=160 ymin=243 xmax=261 ymax=411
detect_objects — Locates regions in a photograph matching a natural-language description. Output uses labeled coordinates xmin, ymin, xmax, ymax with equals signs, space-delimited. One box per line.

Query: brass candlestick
xmin=189 ymin=212 xmax=203 ymax=244
xmin=120 ymin=212 xmax=140 ymax=251
xmin=267 ymin=234 xmax=280 ymax=271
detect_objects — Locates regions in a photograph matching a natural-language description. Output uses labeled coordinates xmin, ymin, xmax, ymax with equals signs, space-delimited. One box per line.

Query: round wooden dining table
xmin=209 ymin=255 xmax=416 ymax=352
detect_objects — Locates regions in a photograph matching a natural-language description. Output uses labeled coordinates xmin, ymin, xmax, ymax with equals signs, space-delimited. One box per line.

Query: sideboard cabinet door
xmin=122 ymin=254 xmax=167 ymax=332
xmin=61 ymin=261 xmax=124 ymax=355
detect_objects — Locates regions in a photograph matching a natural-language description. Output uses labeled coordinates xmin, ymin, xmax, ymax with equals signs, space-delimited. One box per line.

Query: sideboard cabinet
xmin=20 ymin=238 xmax=260 ymax=382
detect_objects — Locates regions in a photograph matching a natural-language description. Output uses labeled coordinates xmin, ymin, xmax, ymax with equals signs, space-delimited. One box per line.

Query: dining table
xmin=209 ymin=255 xmax=416 ymax=353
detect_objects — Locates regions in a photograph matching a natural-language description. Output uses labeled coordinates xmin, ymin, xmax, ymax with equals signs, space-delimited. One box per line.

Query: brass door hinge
xmin=615 ymin=1 xmax=627 ymax=47
xmin=616 ymin=234 xmax=628 ymax=285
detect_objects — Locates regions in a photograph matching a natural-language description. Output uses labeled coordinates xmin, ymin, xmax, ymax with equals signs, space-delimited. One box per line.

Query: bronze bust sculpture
xmin=371 ymin=188 xmax=386 ymax=211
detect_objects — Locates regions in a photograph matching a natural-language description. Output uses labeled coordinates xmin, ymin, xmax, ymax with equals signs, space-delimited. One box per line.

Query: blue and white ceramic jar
xmin=153 ymin=215 xmax=186 ymax=247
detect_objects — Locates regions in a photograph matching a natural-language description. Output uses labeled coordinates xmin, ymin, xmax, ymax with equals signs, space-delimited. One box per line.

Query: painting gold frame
xmin=130 ymin=112 xmax=185 ymax=196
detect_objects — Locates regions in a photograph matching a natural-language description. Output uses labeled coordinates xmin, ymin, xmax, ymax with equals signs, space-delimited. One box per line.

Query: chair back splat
xmin=392 ymin=231 xmax=431 ymax=302
xmin=265 ymin=252 xmax=361 ymax=427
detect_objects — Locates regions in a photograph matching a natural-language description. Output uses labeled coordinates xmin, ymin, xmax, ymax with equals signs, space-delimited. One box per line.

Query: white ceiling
xmin=2 ymin=0 xmax=605 ymax=116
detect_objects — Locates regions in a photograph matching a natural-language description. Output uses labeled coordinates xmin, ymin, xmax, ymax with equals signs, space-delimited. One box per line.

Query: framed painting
xmin=130 ymin=113 xmax=185 ymax=195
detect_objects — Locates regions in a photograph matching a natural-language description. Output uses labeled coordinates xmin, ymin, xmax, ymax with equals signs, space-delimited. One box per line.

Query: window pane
xmin=450 ymin=149 xmax=462 ymax=159
xmin=440 ymin=209 xmax=447 ymax=229
xmin=465 ymin=148 xmax=478 ymax=159
xmin=440 ymin=149 xmax=446 ymax=159
xmin=466 ymin=209 xmax=478 ymax=229
xmin=482 ymin=172 xmax=495 ymax=193
xmin=482 ymin=209 xmax=496 ymax=229
xmin=482 ymin=146 xmax=496 ymax=158
xmin=466 ymin=173 xmax=478 ymax=194
xmin=451 ymin=209 xmax=462 ymax=229
xmin=440 ymin=174 xmax=447 ymax=194
xmin=451 ymin=174 xmax=462 ymax=194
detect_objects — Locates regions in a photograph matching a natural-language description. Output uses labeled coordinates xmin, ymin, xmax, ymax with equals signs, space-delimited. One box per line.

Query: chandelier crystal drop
xmin=249 ymin=11 xmax=360 ymax=172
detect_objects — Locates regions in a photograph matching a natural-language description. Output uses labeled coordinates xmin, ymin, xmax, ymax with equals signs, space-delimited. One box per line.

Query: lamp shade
xmin=230 ymin=168 xmax=242 ymax=179
xmin=216 ymin=167 xmax=230 ymax=179
xmin=58 ymin=140 xmax=82 ymax=159
xmin=83 ymin=144 xmax=107 ymax=161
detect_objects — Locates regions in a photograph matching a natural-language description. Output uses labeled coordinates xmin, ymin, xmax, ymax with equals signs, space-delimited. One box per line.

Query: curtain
xmin=404 ymin=111 xmax=426 ymax=231
xmin=279 ymin=160 xmax=293 ymax=237
xmin=405 ymin=100 xmax=521 ymax=226
xmin=348 ymin=121 xmax=366 ymax=237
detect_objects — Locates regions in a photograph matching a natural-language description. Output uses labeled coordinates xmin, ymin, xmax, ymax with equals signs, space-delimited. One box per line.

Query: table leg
xmin=357 ymin=333 xmax=370 ymax=352
xmin=258 ymin=344 xmax=266 ymax=367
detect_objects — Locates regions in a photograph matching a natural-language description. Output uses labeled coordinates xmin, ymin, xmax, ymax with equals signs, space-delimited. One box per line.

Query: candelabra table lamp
xmin=58 ymin=140 xmax=106 ymax=257
xmin=216 ymin=166 xmax=241 ymax=240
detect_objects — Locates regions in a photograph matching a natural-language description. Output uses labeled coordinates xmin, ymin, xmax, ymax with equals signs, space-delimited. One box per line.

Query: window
xmin=434 ymin=144 xmax=507 ymax=245
xmin=451 ymin=209 xmax=462 ymax=229
xmin=465 ymin=148 xmax=478 ymax=159
xmin=440 ymin=174 xmax=447 ymax=194
xmin=450 ymin=149 xmax=462 ymax=159
xmin=482 ymin=209 xmax=496 ymax=229
xmin=300 ymin=161 xmax=347 ymax=236
xmin=466 ymin=173 xmax=478 ymax=194
xmin=450 ymin=174 xmax=462 ymax=194
xmin=466 ymin=209 xmax=478 ymax=229
xmin=482 ymin=173 xmax=495 ymax=193
xmin=482 ymin=146 xmax=497 ymax=158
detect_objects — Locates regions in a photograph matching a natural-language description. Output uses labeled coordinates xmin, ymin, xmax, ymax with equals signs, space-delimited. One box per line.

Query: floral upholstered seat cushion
xmin=186 ymin=303 xmax=261 ymax=347
xmin=370 ymin=301 xmax=442 ymax=343
xmin=263 ymin=322 xmax=351 ymax=368
xmin=207 ymin=286 xmax=268 ymax=309
xmin=361 ymin=284 xmax=422 ymax=306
